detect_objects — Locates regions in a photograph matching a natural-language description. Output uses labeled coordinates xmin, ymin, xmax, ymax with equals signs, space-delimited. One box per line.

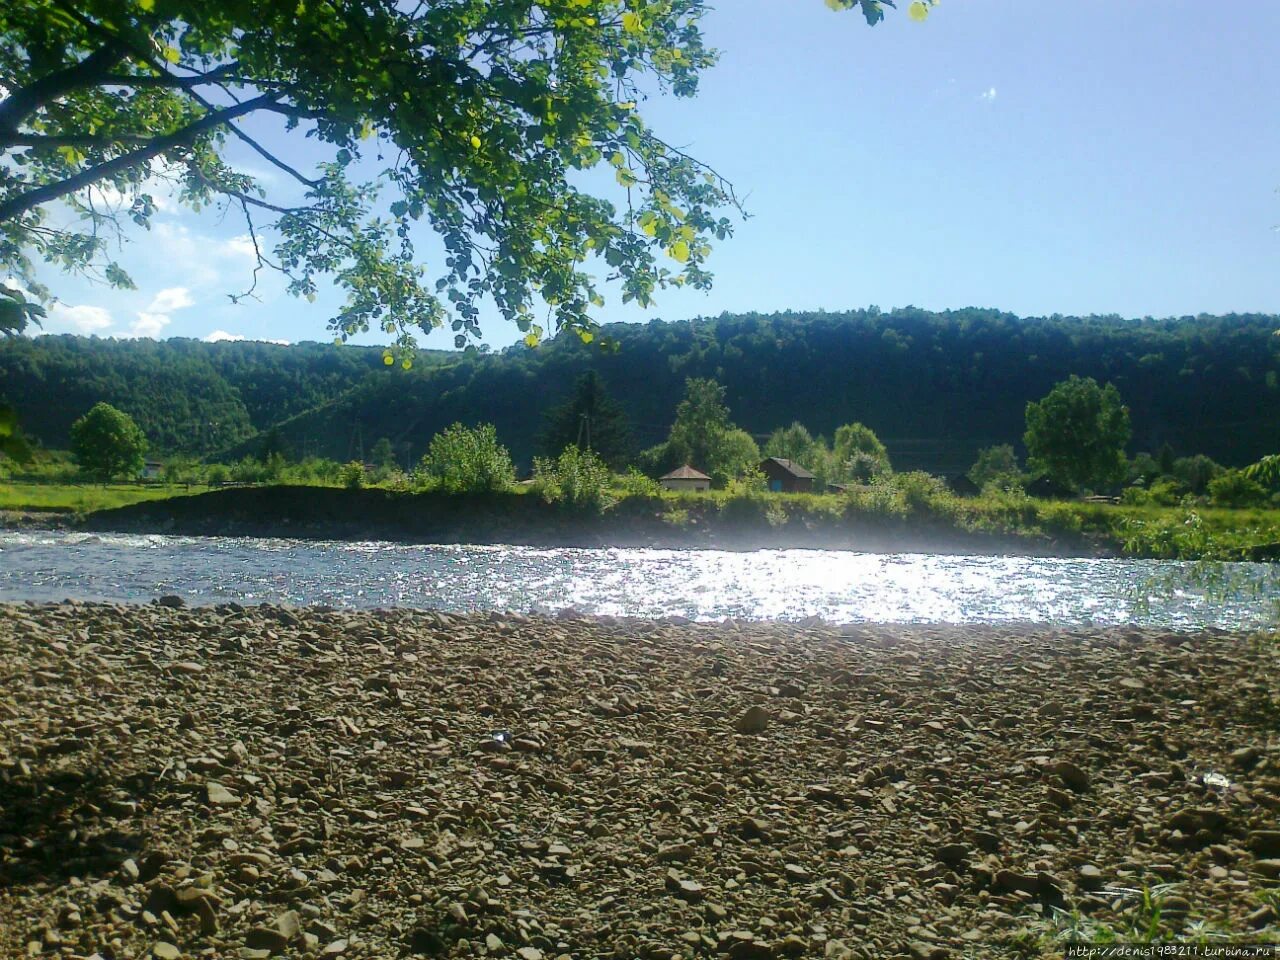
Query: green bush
xmin=891 ymin=470 xmax=955 ymax=517
xmin=845 ymin=480 xmax=908 ymax=520
xmin=531 ymin=445 xmax=614 ymax=513
xmin=968 ymin=444 xmax=1022 ymax=490
xmin=339 ymin=461 xmax=366 ymax=489
xmin=614 ymin=467 xmax=662 ymax=498
xmin=1121 ymin=479 xmax=1182 ymax=507
xmin=420 ymin=423 xmax=515 ymax=494
xmin=1208 ymin=470 xmax=1268 ymax=508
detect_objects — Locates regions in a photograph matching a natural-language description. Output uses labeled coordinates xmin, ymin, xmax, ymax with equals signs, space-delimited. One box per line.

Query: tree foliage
xmin=531 ymin=444 xmax=613 ymax=512
xmin=967 ymin=444 xmax=1021 ymax=490
xmin=419 ymin=422 xmax=514 ymax=494
xmin=69 ymin=400 xmax=148 ymax=480
xmin=1024 ymin=375 xmax=1131 ymax=491
xmin=832 ymin=421 xmax=890 ymax=483
xmin=764 ymin=421 xmax=817 ymax=464
xmin=538 ymin=371 xmax=632 ymax=468
xmin=666 ymin=376 xmax=730 ymax=470
xmin=0 ymin=0 xmax=927 ymax=349
xmin=647 ymin=377 xmax=761 ymax=486
xmin=6 ymin=308 xmax=1279 ymax=471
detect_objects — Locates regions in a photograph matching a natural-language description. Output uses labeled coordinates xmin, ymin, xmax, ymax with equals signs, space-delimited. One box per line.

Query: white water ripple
xmin=0 ymin=532 xmax=1275 ymax=628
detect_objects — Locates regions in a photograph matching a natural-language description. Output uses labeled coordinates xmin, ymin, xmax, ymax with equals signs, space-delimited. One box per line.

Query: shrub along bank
xmin=67 ymin=480 xmax=1280 ymax=561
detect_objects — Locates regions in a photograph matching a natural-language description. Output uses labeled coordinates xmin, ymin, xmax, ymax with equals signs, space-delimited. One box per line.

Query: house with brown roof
xmin=659 ymin=464 xmax=712 ymax=492
xmin=759 ymin=457 xmax=815 ymax=493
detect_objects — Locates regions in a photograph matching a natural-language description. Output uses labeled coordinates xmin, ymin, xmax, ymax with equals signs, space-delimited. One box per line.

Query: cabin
xmin=1027 ymin=475 xmax=1075 ymax=500
xmin=141 ymin=459 xmax=164 ymax=480
xmin=659 ymin=465 xmax=712 ymax=492
xmin=759 ymin=457 xmax=815 ymax=493
xmin=945 ymin=474 xmax=981 ymax=497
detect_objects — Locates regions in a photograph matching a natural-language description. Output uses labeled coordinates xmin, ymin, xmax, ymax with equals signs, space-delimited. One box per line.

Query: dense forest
xmin=3 ymin=307 xmax=1278 ymax=472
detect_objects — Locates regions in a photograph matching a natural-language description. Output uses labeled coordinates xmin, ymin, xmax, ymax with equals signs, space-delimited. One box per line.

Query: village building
xmin=659 ymin=464 xmax=712 ymax=492
xmin=758 ymin=457 xmax=815 ymax=493
xmin=945 ymin=474 xmax=981 ymax=497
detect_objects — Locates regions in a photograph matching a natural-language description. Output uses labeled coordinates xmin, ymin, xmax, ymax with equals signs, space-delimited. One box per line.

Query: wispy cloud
xmin=980 ymin=87 xmax=998 ymax=101
xmin=127 ymin=312 xmax=171 ymax=338
xmin=147 ymin=286 xmax=194 ymax=313
xmin=49 ymin=303 xmax=113 ymax=334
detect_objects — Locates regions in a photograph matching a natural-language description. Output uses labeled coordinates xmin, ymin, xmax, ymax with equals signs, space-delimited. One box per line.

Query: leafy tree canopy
xmin=1 ymin=0 xmax=932 ymax=350
xmin=832 ymin=421 xmax=890 ymax=483
xmin=967 ymin=443 xmax=1021 ymax=490
xmin=70 ymin=400 xmax=148 ymax=480
xmin=764 ymin=421 xmax=817 ymax=465
xmin=1024 ymin=375 xmax=1131 ymax=492
xmin=538 ymin=370 xmax=632 ymax=468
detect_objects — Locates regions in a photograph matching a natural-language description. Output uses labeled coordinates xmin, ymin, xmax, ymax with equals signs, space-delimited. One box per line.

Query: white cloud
xmin=127 ymin=312 xmax=171 ymax=338
xmin=49 ymin=303 xmax=113 ymax=334
xmin=980 ymin=87 xmax=997 ymax=101
xmin=204 ymin=329 xmax=245 ymax=342
xmin=147 ymin=286 xmax=194 ymax=313
xmin=221 ymin=234 xmax=258 ymax=260
xmin=203 ymin=330 xmax=291 ymax=345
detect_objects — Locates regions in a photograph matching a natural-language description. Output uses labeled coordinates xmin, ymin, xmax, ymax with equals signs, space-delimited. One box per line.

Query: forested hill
xmin=0 ymin=337 xmax=451 ymax=454
xmin=3 ymin=308 xmax=1279 ymax=472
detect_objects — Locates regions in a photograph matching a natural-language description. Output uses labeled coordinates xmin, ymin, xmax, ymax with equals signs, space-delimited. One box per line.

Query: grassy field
xmin=0 ymin=482 xmax=211 ymax=514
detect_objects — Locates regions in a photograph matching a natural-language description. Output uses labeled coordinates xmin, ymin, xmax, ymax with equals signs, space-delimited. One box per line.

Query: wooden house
xmin=759 ymin=457 xmax=815 ymax=493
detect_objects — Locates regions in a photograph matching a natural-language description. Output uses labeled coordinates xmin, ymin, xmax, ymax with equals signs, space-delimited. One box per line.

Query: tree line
xmin=3 ymin=308 xmax=1279 ymax=474
xmin=38 ymin=369 xmax=1280 ymax=512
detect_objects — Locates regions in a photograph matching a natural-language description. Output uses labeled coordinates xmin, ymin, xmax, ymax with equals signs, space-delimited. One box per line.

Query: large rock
xmin=734 ymin=705 xmax=771 ymax=734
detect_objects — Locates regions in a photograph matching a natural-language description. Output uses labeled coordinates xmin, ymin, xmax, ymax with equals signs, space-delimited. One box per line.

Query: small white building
xmin=659 ymin=464 xmax=712 ymax=492
xmin=141 ymin=459 xmax=164 ymax=480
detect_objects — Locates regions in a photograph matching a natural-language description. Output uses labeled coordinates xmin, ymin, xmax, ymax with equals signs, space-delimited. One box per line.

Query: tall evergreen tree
xmin=538 ymin=372 xmax=633 ymax=470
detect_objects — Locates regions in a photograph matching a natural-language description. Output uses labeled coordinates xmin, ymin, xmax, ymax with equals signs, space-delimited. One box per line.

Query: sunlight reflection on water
xmin=0 ymin=532 xmax=1274 ymax=628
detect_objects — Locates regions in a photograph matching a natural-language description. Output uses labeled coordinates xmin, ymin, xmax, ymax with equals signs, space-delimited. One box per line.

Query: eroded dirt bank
xmin=0 ymin=603 xmax=1277 ymax=959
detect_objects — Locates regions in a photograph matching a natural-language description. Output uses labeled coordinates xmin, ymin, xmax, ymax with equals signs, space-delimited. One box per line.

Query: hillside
xmin=224 ymin=308 xmax=1280 ymax=472
xmin=3 ymin=307 xmax=1279 ymax=471
xmin=0 ymin=336 xmax=451 ymax=455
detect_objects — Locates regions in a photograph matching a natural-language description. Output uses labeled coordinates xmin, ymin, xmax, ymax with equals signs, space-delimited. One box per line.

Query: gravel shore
xmin=1 ymin=602 xmax=1277 ymax=960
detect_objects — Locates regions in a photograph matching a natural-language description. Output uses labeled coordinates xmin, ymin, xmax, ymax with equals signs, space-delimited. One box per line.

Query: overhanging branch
xmin=0 ymin=93 xmax=282 ymax=223
xmin=0 ymin=42 xmax=128 ymax=134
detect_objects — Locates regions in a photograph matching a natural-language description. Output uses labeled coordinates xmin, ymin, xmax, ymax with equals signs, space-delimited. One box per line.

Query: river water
xmin=0 ymin=531 xmax=1275 ymax=627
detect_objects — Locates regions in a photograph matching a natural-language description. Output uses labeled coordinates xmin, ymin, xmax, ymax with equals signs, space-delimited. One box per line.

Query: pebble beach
xmin=1 ymin=601 xmax=1278 ymax=959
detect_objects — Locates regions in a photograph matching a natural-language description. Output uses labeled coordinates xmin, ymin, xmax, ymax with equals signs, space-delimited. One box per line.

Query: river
xmin=1 ymin=531 xmax=1275 ymax=627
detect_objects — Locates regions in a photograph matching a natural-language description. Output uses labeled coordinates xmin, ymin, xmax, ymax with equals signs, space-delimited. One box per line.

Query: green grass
xmin=0 ymin=482 xmax=211 ymax=514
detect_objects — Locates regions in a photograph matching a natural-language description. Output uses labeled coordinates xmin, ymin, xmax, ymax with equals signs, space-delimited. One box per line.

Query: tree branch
xmin=180 ymin=86 xmax=321 ymax=190
xmin=95 ymin=63 xmax=246 ymax=89
xmin=0 ymin=94 xmax=281 ymax=224
xmin=4 ymin=133 xmax=153 ymax=149
xmin=0 ymin=42 xmax=129 ymax=133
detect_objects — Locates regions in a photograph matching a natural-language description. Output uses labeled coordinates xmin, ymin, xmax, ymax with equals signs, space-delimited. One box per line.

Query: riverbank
xmin=6 ymin=483 xmax=1278 ymax=560
xmin=1 ymin=603 xmax=1277 ymax=959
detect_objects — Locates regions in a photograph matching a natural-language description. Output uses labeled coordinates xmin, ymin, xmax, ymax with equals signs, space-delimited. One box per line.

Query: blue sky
xmin=29 ymin=0 xmax=1280 ymax=348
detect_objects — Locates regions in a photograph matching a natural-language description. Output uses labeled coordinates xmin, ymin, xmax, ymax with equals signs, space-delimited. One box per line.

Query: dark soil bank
xmin=0 ymin=604 xmax=1277 ymax=959
xmin=80 ymin=486 xmax=1106 ymax=556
